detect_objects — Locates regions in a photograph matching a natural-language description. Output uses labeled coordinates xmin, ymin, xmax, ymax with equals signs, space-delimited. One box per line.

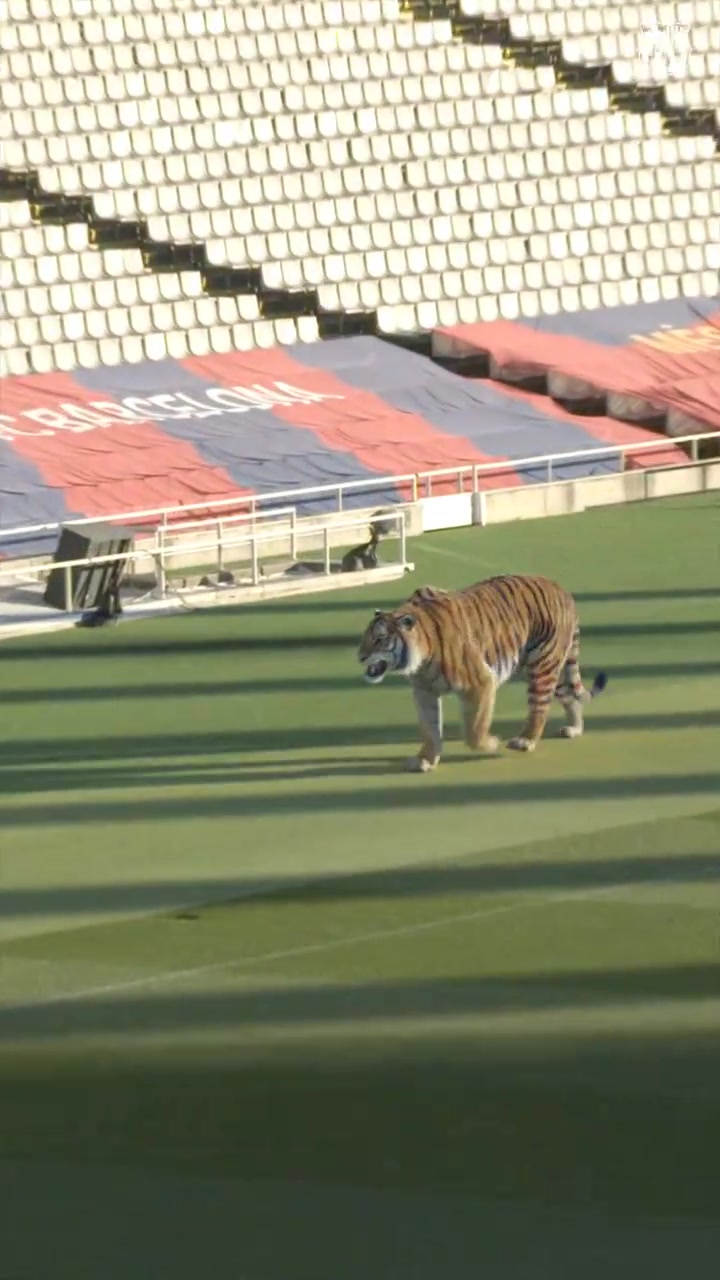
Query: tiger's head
xmin=357 ymin=607 xmax=424 ymax=684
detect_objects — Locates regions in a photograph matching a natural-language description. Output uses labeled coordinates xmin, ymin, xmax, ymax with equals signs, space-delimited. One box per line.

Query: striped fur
xmin=357 ymin=574 xmax=607 ymax=773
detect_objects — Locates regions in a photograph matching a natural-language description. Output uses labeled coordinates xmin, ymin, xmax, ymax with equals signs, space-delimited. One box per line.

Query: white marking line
xmin=421 ymin=541 xmax=495 ymax=569
xmin=0 ymin=884 xmax=622 ymax=1017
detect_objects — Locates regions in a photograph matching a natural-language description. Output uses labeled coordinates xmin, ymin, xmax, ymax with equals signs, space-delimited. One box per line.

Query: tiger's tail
xmin=584 ymin=671 xmax=608 ymax=701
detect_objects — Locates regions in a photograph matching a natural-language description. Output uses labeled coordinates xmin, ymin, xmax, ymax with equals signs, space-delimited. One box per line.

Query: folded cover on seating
xmin=0 ymin=323 xmax=691 ymax=555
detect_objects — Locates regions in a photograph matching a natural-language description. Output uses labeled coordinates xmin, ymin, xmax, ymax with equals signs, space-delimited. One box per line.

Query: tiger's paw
xmin=478 ymin=736 xmax=500 ymax=754
xmin=558 ymin=725 xmax=583 ymax=739
xmin=507 ymin=736 xmax=536 ymax=752
xmin=406 ymin=755 xmax=438 ymax=774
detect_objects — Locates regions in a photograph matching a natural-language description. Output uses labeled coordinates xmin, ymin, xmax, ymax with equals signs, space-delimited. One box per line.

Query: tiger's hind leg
xmin=508 ymin=651 xmax=563 ymax=752
xmin=555 ymin=627 xmax=593 ymax=739
xmin=407 ymin=686 xmax=443 ymax=773
xmin=555 ymin=675 xmax=585 ymax=739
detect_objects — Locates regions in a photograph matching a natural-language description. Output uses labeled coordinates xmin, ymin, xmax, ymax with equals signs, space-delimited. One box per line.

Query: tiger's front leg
xmin=459 ymin=677 xmax=499 ymax=754
xmin=407 ymin=686 xmax=443 ymax=773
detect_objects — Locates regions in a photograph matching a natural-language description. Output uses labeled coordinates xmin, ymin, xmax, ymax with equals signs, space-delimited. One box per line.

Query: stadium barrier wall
xmin=418 ymin=494 xmax=475 ymax=532
xmin=469 ymin=458 xmax=720 ymax=528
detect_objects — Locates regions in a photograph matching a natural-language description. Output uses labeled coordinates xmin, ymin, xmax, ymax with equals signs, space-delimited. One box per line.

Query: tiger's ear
xmin=412 ymin=585 xmax=444 ymax=603
xmin=399 ymin=613 xmax=416 ymax=630
xmin=373 ymin=609 xmax=383 ymax=618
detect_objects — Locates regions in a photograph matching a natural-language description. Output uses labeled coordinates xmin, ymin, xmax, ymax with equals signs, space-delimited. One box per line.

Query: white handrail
xmin=0 ymin=430 xmax=712 ymax=546
xmin=155 ymin=504 xmax=297 ymax=537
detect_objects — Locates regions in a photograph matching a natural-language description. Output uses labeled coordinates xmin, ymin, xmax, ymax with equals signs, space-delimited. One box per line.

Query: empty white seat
xmin=3 ymin=0 xmax=719 ymax=368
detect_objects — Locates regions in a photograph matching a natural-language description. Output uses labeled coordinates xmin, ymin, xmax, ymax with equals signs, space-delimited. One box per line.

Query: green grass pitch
xmin=1 ymin=494 xmax=719 ymax=1279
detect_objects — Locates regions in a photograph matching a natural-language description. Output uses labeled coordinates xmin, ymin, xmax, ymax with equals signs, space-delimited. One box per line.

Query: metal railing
xmin=155 ymin=505 xmax=298 ymax=576
xmin=0 ymin=509 xmax=410 ymax=611
xmin=0 ymin=430 xmax=713 ymax=552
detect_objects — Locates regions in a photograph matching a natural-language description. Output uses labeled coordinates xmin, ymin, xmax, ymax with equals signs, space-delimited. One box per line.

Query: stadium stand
xmin=0 ymin=0 xmax=718 ymax=548
xmin=1 ymin=0 xmax=718 ymax=374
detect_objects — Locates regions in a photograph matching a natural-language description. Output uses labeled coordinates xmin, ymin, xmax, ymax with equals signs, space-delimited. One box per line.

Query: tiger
xmin=357 ymin=574 xmax=607 ymax=773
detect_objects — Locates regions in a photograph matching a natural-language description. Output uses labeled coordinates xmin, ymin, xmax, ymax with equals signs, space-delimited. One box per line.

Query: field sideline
xmin=1 ymin=493 xmax=719 ymax=1279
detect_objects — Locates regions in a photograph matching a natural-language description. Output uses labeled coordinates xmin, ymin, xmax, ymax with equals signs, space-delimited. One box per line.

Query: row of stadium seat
xmin=512 ymin=12 xmax=716 ymax=44
xmin=463 ymin=0 xmax=711 ymax=12
xmin=5 ymin=0 xmax=712 ymax=27
xmin=571 ymin=55 xmax=719 ymax=90
xmin=3 ymin=270 xmax=713 ymax=377
xmin=2 ymin=47 xmax=509 ymax=92
xmin=4 ymin=289 xmax=262 ymax=326
xmin=78 ymin=155 xmax=720 ymax=229
xmin=6 ymin=0 xmax=406 ymax=24
xmin=4 ymin=105 xmax=707 ymax=172
xmin=10 ymin=100 xmax=674 ymax=164
xmin=5 ymin=205 xmax=718 ymax=274
xmin=11 ymin=122 xmax=714 ymax=179
xmin=23 ymin=135 xmax=708 ymax=197
xmin=4 ymin=0 xmax=405 ymax=24
xmin=8 ymin=220 xmax=718 ymax=291
xmin=7 ymin=67 xmax=570 ymax=111
xmin=3 ymin=16 xmax=449 ymax=55
xmin=4 ymin=55 xmax=718 ymax=118
xmin=6 ymin=246 xmax=717 ymax=328
xmin=4 ymin=25 xmax=718 ymax=83
xmin=1 ymin=317 xmax=320 ymax=376
xmin=87 ymin=180 xmax=717 ymax=242
xmin=11 ymin=134 xmax=719 ymax=209
xmin=17 ymin=46 xmax=712 ymax=116
xmin=666 ymin=79 xmax=720 ymax=109
xmin=10 ymin=115 xmax=720 ymax=183
xmin=8 ymin=96 xmax=719 ymax=158
xmin=4 ymin=17 xmax=718 ymax=75
xmin=5 ymin=184 xmax=716 ymax=250
xmin=3 ymin=19 xmax=461 ymax=56
xmin=7 ymin=3 xmax=714 ymax=42
xmin=1 ymin=70 xmax=674 ymax=128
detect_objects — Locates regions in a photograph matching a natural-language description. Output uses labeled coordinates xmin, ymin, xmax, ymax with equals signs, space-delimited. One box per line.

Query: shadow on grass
xmin=207 ymin=586 xmax=720 ymax=612
xmin=5 ymin=963 xmax=720 ymax=1043
xmin=0 ymin=670 xmax=719 ymax=705
xmin=0 ymin=706 xmax=717 ymax=775
xmin=575 ymin=587 xmax=720 ymax=603
xmin=0 ymin=770 xmax=717 ymax=827
xmin=586 ymin=620 xmax=720 ymax=639
xmin=1 ymin=622 xmax=718 ymax=668
xmin=0 ymin=631 xmax=354 ymax=661
xmin=0 ymin=676 xmax=363 ymax=703
xmin=249 ymin=586 xmax=720 ymax=610
xmin=1 ymin=834 xmax=719 ymax=919
xmin=2 ymin=1001 xmax=720 ymax=1257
